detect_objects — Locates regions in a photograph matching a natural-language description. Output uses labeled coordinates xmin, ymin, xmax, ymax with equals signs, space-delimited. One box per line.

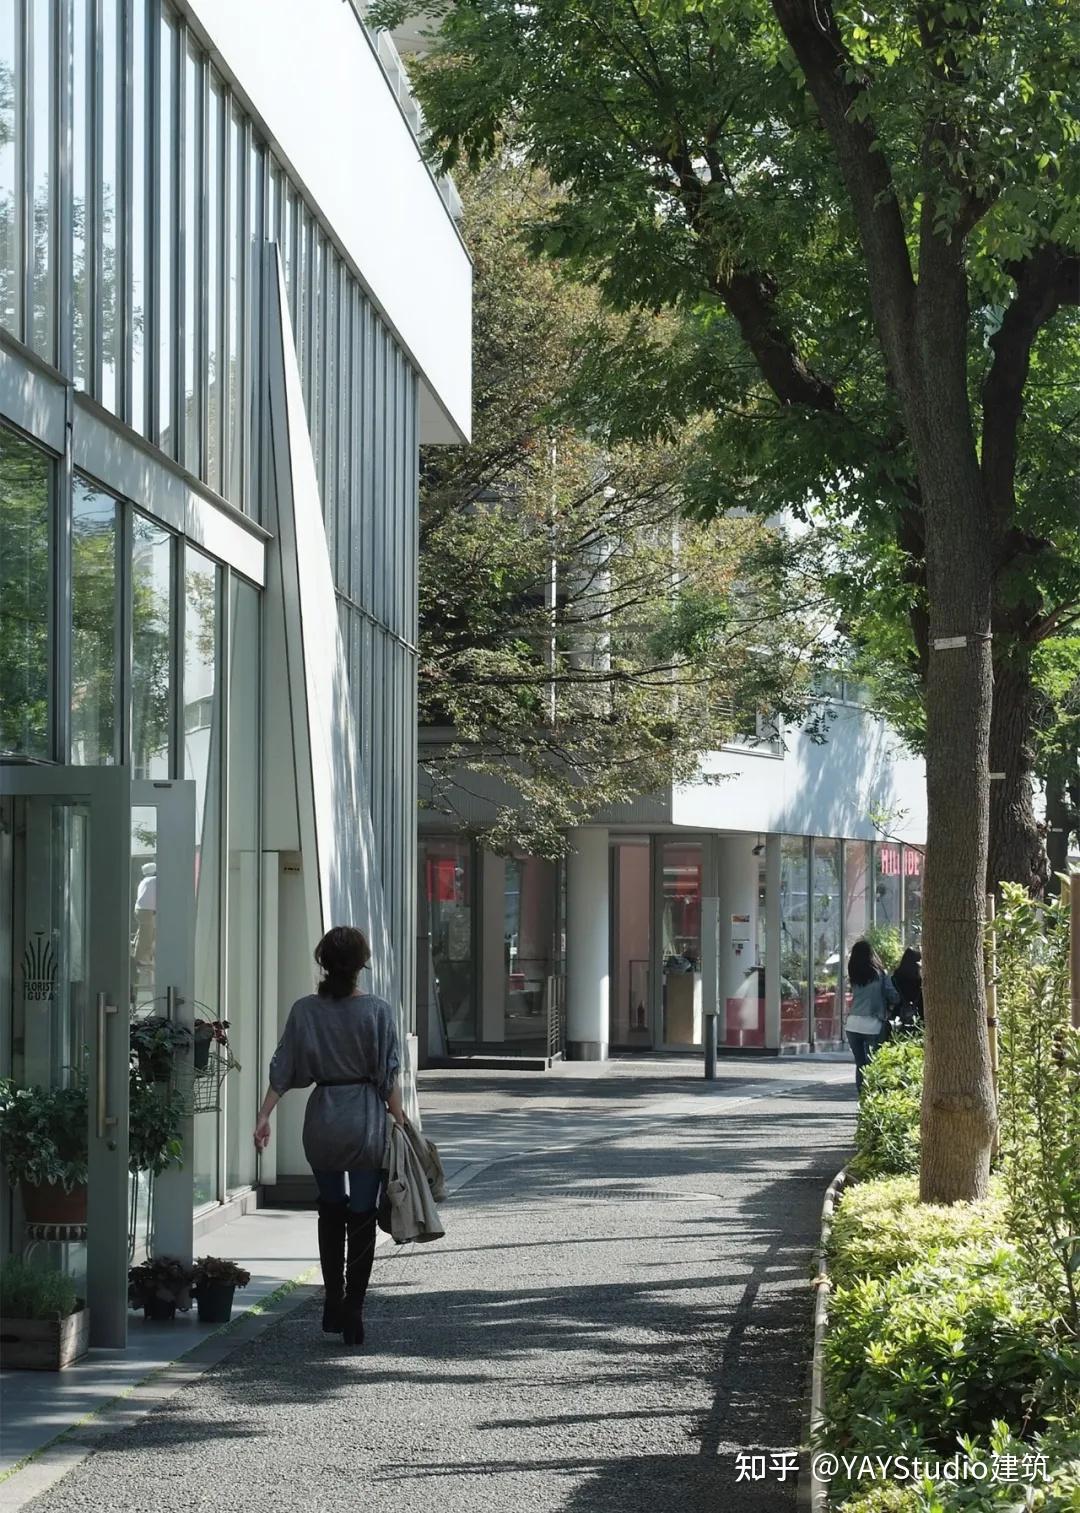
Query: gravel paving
xmin=27 ymin=1061 xmax=853 ymax=1513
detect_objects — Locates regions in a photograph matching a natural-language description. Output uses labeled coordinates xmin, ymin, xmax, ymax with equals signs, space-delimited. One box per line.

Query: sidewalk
xmin=2 ymin=1056 xmax=854 ymax=1512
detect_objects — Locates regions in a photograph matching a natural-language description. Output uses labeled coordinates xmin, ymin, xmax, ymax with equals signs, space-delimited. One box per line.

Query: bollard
xmin=704 ymin=1013 xmax=717 ymax=1080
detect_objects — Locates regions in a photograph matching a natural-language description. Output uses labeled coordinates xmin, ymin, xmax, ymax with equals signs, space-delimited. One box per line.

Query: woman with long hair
xmin=254 ymin=926 xmax=403 ymax=1347
xmin=891 ymin=946 xmax=924 ymax=1028
xmin=845 ymin=938 xmax=900 ymax=1093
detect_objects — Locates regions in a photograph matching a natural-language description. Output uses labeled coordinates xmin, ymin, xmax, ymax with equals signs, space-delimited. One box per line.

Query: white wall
xmin=185 ymin=0 xmax=472 ymax=443
xmin=673 ymin=707 xmax=927 ymax=845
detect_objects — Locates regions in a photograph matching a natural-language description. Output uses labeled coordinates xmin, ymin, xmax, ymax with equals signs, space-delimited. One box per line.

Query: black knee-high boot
xmin=342 ymin=1209 xmax=378 ymax=1348
xmin=317 ymin=1199 xmax=348 ymax=1332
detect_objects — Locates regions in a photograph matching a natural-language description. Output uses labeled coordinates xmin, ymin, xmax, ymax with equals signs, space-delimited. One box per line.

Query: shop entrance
xmin=1 ymin=766 xmax=194 ymax=1348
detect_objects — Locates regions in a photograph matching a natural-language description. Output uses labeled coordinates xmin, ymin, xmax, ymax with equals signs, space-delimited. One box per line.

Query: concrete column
xmin=764 ymin=834 xmax=782 ymax=1050
xmin=565 ymin=827 xmax=610 ymax=1060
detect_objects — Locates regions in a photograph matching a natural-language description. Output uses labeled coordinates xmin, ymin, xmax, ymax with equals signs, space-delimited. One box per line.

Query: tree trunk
xmin=987 ymin=651 xmax=1049 ymax=896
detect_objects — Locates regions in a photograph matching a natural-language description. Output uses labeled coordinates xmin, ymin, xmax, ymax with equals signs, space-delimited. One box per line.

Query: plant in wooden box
xmin=192 ymin=1257 xmax=251 ymax=1324
xmin=0 ymin=1258 xmax=89 ymax=1370
xmin=0 ymin=1079 xmax=89 ymax=1224
xmin=127 ymin=1258 xmax=194 ymax=1321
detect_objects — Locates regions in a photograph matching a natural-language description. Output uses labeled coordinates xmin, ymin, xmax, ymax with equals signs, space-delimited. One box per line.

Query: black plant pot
xmin=144 ymin=1298 xmax=177 ymax=1322
xmin=193 ymin=1035 xmax=212 ymax=1072
xmin=195 ymin=1283 xmax=235 ymax=1324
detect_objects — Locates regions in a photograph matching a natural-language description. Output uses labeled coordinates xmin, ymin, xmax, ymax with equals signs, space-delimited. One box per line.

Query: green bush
xmin=849 ymin=1038 xmax=923 ymax=1182
xmin=839 ymin=1488 xmax=922 ymax=1512
xmin=0 ymin=1080 xmax=88 ymax=1190
xmin=824 ymin=1241 xmax=1075 ymax=1458
xmin=828 ymin=1177 xmax=1007 ymax=1290
xmin=0 ymin=1257 xmax=79 ymax=1320
xmin=864 ymin=925 xmax=904 ymax=972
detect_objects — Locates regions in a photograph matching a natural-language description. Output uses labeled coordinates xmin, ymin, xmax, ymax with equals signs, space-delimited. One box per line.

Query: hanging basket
xmin=172 ymin=1042 xmax=241 ymax=1116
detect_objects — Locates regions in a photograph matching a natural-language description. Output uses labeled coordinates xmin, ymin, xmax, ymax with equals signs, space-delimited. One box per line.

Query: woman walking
xmin=845 ymin=939 xmax=900 ymax=1094
xmin=891 ymin=946 xmax=924 ymax=1029
xmin=254 ymin=926 xmax=402 ymax=1346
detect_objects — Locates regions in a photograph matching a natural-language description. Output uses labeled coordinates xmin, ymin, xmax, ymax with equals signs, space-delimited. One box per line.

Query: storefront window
xmin=780 ymin=836 xmax=810 ymax=1044
xmin=422 ymin=839 xmax=475 ymax=1045
xmin=226 ymin=577 xmax=259 ymax=1192
xmin=611 ymin=840 xmax=651 ymax=1045
xmin=661 ymin=841 xmax=703 ymax=1045
xmin=811 ymin=839 xmax=842 ymax=1046
xmin=874 ymin=842 xmax=903 ymax=943
xmin=0 ymin=424 xmax=50 ymax=757
xmin=503 ymin=854 xmax=556 ymax=1043
xmin=903 ymin=845 xmax=924 ymax=945
xmin=71 ymin=480 xmax=118 ymax=765
xmin=843 ymin=840 xmax=871 ymax=1022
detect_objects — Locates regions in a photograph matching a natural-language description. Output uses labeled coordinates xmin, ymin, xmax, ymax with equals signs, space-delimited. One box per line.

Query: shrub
xmin=824 ymin=1241 xmax=1075 ymax=1458
xmin=828 ymin=1176 xmax=1007 ymax=1290
xmin=0 ymin=1257 xmax=79 ymax=1320
xmin=864 ymin=925 xmax=904 ymax=972
xmin=849 ymin=1038 xmax=923 ymax=1182
xmin=127 ymin=1257 xmax=194 ymax=1311
xmin=995 ymin=885 xmax=1080 ymax=1339
xmin=192 ymin=1257 xmax=251 ymax=1289
xmin=0 ymin=1080 xmax=88 ymax=1191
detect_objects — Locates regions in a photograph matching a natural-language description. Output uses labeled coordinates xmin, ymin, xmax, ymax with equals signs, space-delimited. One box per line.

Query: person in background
xmin=845 ymin=939 xmax=901 ymax=1093
xmin=254 ymin=926 xmax=403 ymax=1348
xmin=891 ymin=947 xmax=924 ymax=1028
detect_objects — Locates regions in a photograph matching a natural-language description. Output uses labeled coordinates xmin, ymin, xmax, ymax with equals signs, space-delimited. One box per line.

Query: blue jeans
xmin=313 ymin=1168 xmax=382 ymax=1214
xmin=847 ymin=1030 xmax=883 ymax=1094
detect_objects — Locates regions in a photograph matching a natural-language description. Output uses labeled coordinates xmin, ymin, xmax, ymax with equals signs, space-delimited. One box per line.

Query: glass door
xmin=1 ymin=765 xmax=131 ymax=1347
xmin=1 ymin=768 xmax=195 ymax=1348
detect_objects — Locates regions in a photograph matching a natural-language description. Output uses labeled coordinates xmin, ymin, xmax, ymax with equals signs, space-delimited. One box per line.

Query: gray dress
xmin=268 ymin=993 xmax=400 ymax=1172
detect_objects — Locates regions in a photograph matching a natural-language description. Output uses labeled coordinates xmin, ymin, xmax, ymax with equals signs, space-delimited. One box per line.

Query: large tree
xmin=420 ymin=166 xmax=829 ymax=855
xmin=379 ymin=0 xmax=1080 ymax=1201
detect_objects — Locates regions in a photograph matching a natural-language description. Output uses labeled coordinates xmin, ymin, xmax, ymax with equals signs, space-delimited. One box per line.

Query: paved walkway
xmin=19 ymin=1058 xmax=853 ymax=1513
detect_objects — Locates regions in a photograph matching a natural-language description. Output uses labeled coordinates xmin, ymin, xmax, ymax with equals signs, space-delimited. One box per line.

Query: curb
xmin=798 ymin=1166 xmax=847 ymax=1513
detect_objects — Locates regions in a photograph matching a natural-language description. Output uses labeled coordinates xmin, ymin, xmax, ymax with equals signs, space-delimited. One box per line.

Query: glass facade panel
xmin=72 ymin=0 xmax=90 ymax=385
xmin=29 ymin=0 xmax=54 ymax=361
xmin=131 ymin=512 xmax=172 ymax=776
xmin=157 ymin=6 xmax=176 ymax=450
xmin=246 ymin=131 xmax=262 ymax=517
xmin=100 ymin=0 xmax=121 ymax=410
xmin=422 ymin=839 xmax=474 ymax=1045
xmin=611 ymin=840 xmax=651 ymax=1046
xmin=182 ymin=40 xmax=200 ymax=475
xmin=903 ymin=845 xmax=924 ymax=946
xmin=226 ymin=576 xmax=259 ymax=1192
xmin=130 ymin=0 xmax=148 ymax=433
xmin=811 ymin=838 xmax=842 ymax=1047
xmin=874 ymin=842 xmax=903 ymax=939
xmin=843 ymin=839 xmax=871 ymax=1022
xmin=661 ymin=841 xmax=703 ymax=1046
xmin=0 ymin=422 xmax=50 ymax=757
xmin=503 ymin=855 xmax=556 ymax=1043
xmin=225 ymin=105 xmax=243 ymax=504
xmin=780 ymin=836 xmax=810 ymax=1044
xmin=0 ymin=2 xmax=20 ymax=334
xmin=71 ymin=479 xmax=118 ymax=765
xmin=205 ymin=75 xmax=223 ymax=493
xmin=185 ymin=545 xmax=221 ymax=1206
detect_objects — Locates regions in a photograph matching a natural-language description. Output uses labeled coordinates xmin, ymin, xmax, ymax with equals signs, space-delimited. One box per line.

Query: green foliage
xmin=127 ymin=1257 xmax=194 ymax=1311
xmin=841 ymin=1488 xmax=922 ymax=1513
xmin=828 ymin=1176 xmax=1007 ymax=1290
xmin=850 ymin=1038 xmax=924 ymax=1182
xmin=192 ymin=1257 xmax=251 ymax=1289
xmin=0 ymin=1079 xmax=89 ymax=1191
xmin=824 ymin=1240 xmax=1073 ymax=1459
xmin=865 ymin=925 xmax=905 ymax=972
xmin=995 ymin=885 xmax=1080 ymax=1338
xmin=0 ymin=1257 xmax=79 ymax=1321
xmin=128 ymin=1075 xmax=185 ymax=1178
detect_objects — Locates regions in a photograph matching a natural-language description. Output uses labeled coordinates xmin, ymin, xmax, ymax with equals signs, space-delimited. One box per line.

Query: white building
xmin=418 ymin=682 xmax=927 ymax=1062
xmin=0 ymin=0 xmax=470 ymax=1346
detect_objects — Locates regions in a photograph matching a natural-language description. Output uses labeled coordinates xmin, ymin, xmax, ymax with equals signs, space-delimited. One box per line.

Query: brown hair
xmin=314 ymin=926 xmax=371 ymax=999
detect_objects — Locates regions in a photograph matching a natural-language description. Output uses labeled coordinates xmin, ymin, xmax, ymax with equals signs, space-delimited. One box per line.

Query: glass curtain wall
xmin=0 ymin=423 xmax=50 ymax=758
xmin=226 ymin=577 xmax=259 ymax=1193
xmin=420 ymin=839 xmax=475 ymax=1046
xmin=70 ymin=481 xmax=120 ymax=765
xmin=779 ymin=836 xmax=810 ymax=1045
xmin=874 ymin=843 xmax=903 ymax=938
xmin=503 ymin=855 xmax=556 ymax=1043
xmin=843 ymin=840 xmax=871 ymax=1023
xmin=904 ymin=848 xmax=924 ymax=945
xmin=811 ymin=839 xmax=842 ymax=1047
xmin=611 ymin=839 xmax=651 ymax=1047
xmin=660 ymin=841 xmax=703 ymax=1046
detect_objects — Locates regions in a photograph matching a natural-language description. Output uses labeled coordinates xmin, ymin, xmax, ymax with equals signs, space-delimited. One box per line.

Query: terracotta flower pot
xmin=21 ymin=1181 xmax=88 ymax=1226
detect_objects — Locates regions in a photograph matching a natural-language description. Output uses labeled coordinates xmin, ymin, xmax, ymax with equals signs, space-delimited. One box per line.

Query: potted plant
xmin=128 ymin=1074 xmax=185 ymax=1177
xmin=130 ymin=1016 xmax=192 ymax=1082
xmin=192 ymin=1019 xmax=230 ymax=1073
xmin=127 ymin=1257 xmax=194 ymax=1321
xmin=0 ymin=1079 xmax=89 ymax=1224
xmin=192 ymin=1257 xmax=251 ymax=1324
xmin=0 ymin=1257 xmax=89 ymax=1369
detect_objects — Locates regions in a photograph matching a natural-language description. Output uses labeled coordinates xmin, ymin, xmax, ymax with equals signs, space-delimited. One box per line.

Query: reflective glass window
xmin=206 ymin=74 xmax=223 ymax=493
xmin=131 ymin=512 xmax=172 ymax=776
xmin=0 ymin=423 xmax=50 ymax=756
xmin=780 ymin=836 xmax=811 ymax=1044
xmin=100 ymin=0 xmax=122 ymax=410
xmin=129 ymin=0 xmax=148 ymax=432
xmin=157 ymin=8 xmax=176 ymax=448
xmin=661 ymin=841 xmax=703 ymax=1045
xmin=903 ymin=845 xmax=924 ymax=946
xmin=225 ymin=104 xmax=242 ymax=504
xmin=873 ymin=842 xmax=903 ymax=942
xmin=182 ymin=40 xmax=200 ymax=475
xmin=226 ymin=576 xmax=259 ymax=1192
xmin=0 ymin=2 xmax=21 ymax=334
xmin=421 ymin=838 xmax=475 ymax=1044
xmin=72 ymin=0 xmax=90 ymax=384
xmin=811 ymin=838 xmax=842 ymax=1046
xmin=843 ymin=839 xmax=872 ymax=1021
xmin=29 ymin=0 xmax=55 ymax=361
xmin=71 ymin=479 xmax=118 ymax=764
xmin=247 ymin=132 xmax=263 ymax=517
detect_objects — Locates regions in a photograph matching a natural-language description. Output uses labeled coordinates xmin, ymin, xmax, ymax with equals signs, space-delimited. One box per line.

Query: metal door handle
xmin=95 ymin=992 xmax=118 ymax=1139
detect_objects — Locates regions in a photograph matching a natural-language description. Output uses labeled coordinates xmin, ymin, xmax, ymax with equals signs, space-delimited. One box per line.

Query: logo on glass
xmin=23 ymin=932 xmax=57 ymax=1004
